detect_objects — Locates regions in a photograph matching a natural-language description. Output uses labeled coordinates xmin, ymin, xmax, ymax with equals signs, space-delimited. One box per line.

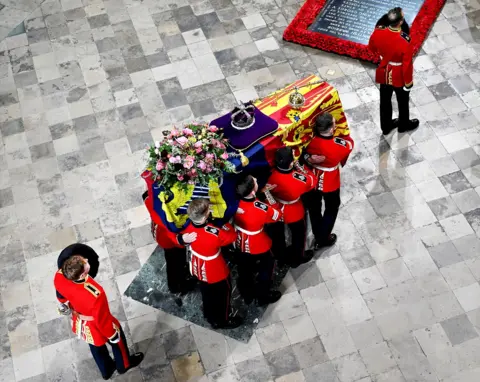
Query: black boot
xmin=382 ymin=118 xmax=399 ymax=135
xmin=119 ymin=352 xmax=144 ymax=374
xmin=102 ymin=368 xmax=115 ymax=380
xmin=290 ymin=250 xmax=314 ymax=269
xmin=398 ymin=119 xmax=419 ymax=133
xmin=314 ymin=234 xmax=337 ymax=250
xmin=257 ymin=290 xmax=282 ymax=306
xmin=211 ymin=315 xmax=244 ymax=329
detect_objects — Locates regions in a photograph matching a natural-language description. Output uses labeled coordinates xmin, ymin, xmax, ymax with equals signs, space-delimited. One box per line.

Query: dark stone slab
xmin=309 ymin=0 xmax=424 ymax=45
xmin=125 ymin=246 xmax=292 ymax=342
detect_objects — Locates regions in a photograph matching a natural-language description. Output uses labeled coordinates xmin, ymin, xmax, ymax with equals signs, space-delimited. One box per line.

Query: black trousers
xmin=164 ymin=247 xmax=190 ymax=293
xmin=199 ymin=277 xmax=232 ymax=325
xmin=268 ymin=219 xmax=308 ymax=264
xmin=237 ymin=251 xmax=275 ymax=301
xmin=89 ymin=327 xmax=131 ymax=378
xmin=302 ymin=188 xmax=341 ymax=244
xmin=380 ymin=84 xmax=410 ymax=132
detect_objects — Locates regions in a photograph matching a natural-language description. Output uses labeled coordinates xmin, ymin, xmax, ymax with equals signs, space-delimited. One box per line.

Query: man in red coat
xmin=302 ymin=113 xmax=354 ymax=250
xmin=142 ymin=191 xmax=197 ymax=294
xmin=368 ymin=7 xmax=419 ymax=135
xmin=265 ymin=147 xmax=317 ymax=268
xmin=234 ymin=175 xmax=282 ymax=305
xmin=54 ymin=256 xmax=143 ymax=380
xmin=183 ymin=198 xmax=243 ymax=329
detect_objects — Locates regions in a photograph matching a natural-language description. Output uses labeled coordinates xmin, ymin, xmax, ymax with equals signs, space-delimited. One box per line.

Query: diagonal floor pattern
xmin=1 ymin=0 xmax=480 ymax=381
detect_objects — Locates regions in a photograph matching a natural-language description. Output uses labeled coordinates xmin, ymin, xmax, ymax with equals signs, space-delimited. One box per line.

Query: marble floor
xmin=1 ymin=0 xmax=480 ymax=381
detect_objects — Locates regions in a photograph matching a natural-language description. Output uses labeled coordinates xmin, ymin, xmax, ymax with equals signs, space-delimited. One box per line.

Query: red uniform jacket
xmin=266 ymin=167 xmax=317 ymax=224
xmin=305 ymin=135 xmax=354 ymax=193
xmin=234 ymin=198 xmax=281 ymax=254
xmin=143 ymin=192 xmax=182 ymax=249
xmin=182 ymin=222 xmax=236 ymax=284
xmin=54 ymin=273 xmax=120 ymax=346
xmin=368 ymin=25 xmax=414 ymax=89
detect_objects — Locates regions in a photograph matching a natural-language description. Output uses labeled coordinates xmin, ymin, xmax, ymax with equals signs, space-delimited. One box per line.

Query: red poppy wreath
xmin=283 ymin=0 xmax=446 ymax=63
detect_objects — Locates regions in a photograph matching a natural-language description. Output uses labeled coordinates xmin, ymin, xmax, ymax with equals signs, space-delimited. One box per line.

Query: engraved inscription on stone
xmin=309 ymin=0 xmax=425 ymax=45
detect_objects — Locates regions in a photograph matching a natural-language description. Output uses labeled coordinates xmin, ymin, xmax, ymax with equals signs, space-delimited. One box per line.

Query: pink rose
xmin=176 ymin=136 xmax=188 ymax=146
xmin=169 ymin=156 xmax=181 ymax=164
xmin=206 ymin=166 xmax=213 ymax=173
xmin=183 ymin=128 xmax=193 ymax=136
xmin=198 ymin=161 xmax=207 ymax=171
xmin=183 ymin=155 xmax=195 ymax=169
xmin=208 ymin=125 xmax=218 ymax=132
xmin=156 ymin=160 xmax=165 ymax=171
xmin=221 ymin=152 xmax=229 ymax=160
xmin=194 ymin=141 xmax=202 ymax=148
xmin=177 ymin=174 xmax=184 ymax=181
xmin=205 ymin=153 xmax=214 ymax=160
xmin=170 ymin=129 xmax=179 ymax=137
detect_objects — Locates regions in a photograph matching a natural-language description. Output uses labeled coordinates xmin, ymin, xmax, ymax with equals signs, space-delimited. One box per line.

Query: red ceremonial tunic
xmin=305 ymin=135 xmax=354 ymax=193
xmin=182 ymin=222 xmax=236 ymax=284
xmin=267 ymin=167 xmax=317 ymax=224
xmin=368 ymin=25 xmax=414 ymax=89
xmin=234 ymin=198 xmax=281 ymax=254
xmin=144 ymin=193 xmax=182 ymax=249
xmin=54 ymin=273 xmax=120 ymax=346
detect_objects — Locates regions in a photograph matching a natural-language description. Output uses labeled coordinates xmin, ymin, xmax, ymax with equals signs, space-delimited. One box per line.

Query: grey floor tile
xmin=291 ymin=336 xmax=328 ymax=369
xmin=37 ymin=317 xmax=72 ymax=347
xmin=235 ymin=354 xmax=272 ymax=382
xmin=265 ymin=346 xmax=300 ymax=378
xmin=428 ymin=241 xmax=464 ymax=268
xmin=303 ymin=361 xmax=340 ymax=382
xmin=441 ymin=313 xmax=479 ymax=345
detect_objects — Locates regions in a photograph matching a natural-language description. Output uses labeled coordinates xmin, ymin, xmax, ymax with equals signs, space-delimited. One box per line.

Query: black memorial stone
xmin=309 ymin=0 xmax=425 ymax=45
xmin=125 ymin=246 xmax=293 ymax=342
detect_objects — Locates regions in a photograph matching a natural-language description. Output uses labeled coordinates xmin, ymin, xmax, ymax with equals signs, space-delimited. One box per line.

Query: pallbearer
xmin=368 ymin=7 xmax=419 ymax=135
xmin=55 ymin=256 xmax=144 ymax=380
xmin=183 ymin=198 xmax=243 ymax=329
xmin=143 ymin=191 xmax=197 ymax=294
xmin=265 ymin=147 xmax=317 ymax=268
xmin=302 ymin=113 xmax=354 ymax=250
xmin=234 ymin=175 xmax=282 ymax=305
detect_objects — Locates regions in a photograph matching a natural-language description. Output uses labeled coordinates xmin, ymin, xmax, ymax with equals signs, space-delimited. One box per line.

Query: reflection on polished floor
xmin=1 ymin=0 xmax=480 ymax=380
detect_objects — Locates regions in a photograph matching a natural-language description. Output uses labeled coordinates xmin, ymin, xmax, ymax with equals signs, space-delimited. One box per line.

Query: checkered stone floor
xmin=1 ymin=0 xmax=480 ymax=381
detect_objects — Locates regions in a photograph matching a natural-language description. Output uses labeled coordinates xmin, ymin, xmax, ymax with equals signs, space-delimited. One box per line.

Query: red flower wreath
xmin=283 ymin=0 xmax=447 ymax=63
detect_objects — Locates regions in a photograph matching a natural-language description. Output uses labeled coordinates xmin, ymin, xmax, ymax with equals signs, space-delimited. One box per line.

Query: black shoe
xmin=119 ymin=353 xmax=144 ymax=374
xmin=211 ymin=316 xmax=244 ymax=329
xmin=102 ymin=368 xmax=115 ymax=380
xmin=257 ymin=290 xmax=282 ymax=306
xmin=398 ymin=119 xmax=419 ymax=133
xmin=382 ymin=118 xmax=399 ymax=135
xmin=314 ymin=234 xmax=337 ymax=250
xmin=290 ymin=250 xmax=314 ymax=269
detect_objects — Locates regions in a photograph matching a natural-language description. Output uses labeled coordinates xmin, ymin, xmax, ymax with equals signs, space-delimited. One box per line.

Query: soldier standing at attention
xmin=368 ymin=7 xmax=419 ymax=135
xmin=302 ymin=113 xmax=354 ymax=250
xmin=183 ymin=198 xmax=243 ymax=329
xmin=234 ymin=175 xmax=282 ymax=305
xmin=265 ymin=147 xmax=317 ymax=268
xmin=54 ymin=256 xmax=144 ymax=380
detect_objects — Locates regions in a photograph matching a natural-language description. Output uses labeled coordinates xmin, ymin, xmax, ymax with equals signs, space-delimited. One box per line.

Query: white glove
xmin=57 ymin=302 xmax=71 ymax=316
xmin=403 ymin=86 xmax=412 ymax=92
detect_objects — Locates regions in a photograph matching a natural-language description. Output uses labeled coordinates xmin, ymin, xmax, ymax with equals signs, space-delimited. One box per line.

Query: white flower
xmin=154 ymin=141 xmax=160 ymax=148
xmin=154 ymin=148 xmax=159 ymax=155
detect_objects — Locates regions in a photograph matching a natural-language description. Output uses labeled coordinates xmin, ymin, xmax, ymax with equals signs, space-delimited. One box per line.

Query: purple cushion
xmin=210 ymin=103 xmax=278 ymax=151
